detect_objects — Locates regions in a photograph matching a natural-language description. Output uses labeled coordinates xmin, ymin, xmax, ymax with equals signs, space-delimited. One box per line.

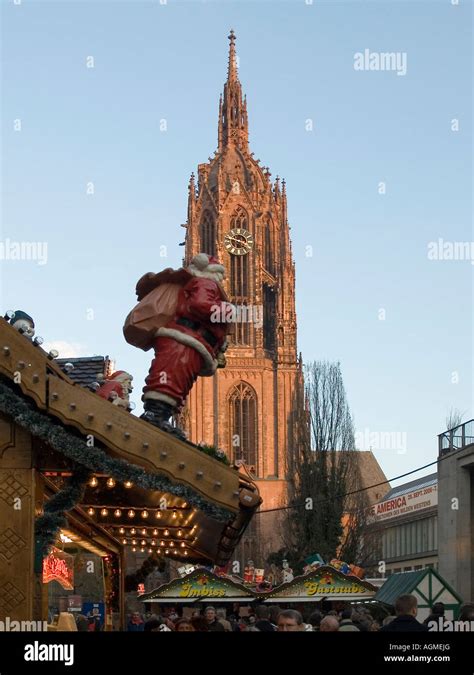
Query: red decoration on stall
xmin=43 ymin=547 xmax=74 ymax=590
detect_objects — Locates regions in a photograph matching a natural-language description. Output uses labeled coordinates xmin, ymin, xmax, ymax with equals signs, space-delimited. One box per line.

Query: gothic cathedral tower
xmin=183 ymin=31 xmax=298 ymax=552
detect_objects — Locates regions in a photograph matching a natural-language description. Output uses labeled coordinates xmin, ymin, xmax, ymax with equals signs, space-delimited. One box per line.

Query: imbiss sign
xmin=371 ymin=483 xmax=438 ymax=522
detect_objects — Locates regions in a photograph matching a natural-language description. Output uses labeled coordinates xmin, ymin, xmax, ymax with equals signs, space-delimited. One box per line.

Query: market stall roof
xmin=375 ymin=568 xmax=462 ymax=613
xmin=140 ymin=567 xmax=257 ymax=603
xmin=260 ymin=565 xmax=377 ymax=603
xmin=0 ymin=318 xmax=261 ymax=565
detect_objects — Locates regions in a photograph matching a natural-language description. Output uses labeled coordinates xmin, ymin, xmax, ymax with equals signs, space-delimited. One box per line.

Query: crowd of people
xmin=126 ymin=594 xmax=474 ymax=632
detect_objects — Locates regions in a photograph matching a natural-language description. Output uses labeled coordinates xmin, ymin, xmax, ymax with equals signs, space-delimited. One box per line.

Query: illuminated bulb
xmin=180 ymin=542 xmax=185 ymax=548
xmin=148 ymin=548 xmax=152 ymax=554
xmin=155 ymin=511 xmax=162 ymax=519
xmin=173 ymin=549 xmax=178 ymax=555
xmin=184 ymin=550 xmax=188 ymax=556
xmin=157 ymin=548 xmax=161 ymax=554
xmin=89 ymin=477 xmax=98 ymax=487
xmin=124 ymin=481 xmax=133 ymax=489
xmin=132 ymin=539 xmax=137 ymax=546
xmin=119 ymin=528 xmax=125 ymax=534
xmin=106 ymin=477 xmax=115 ymax=488
xmin=153 ymin=529 xmax=158 ymax=536
xmin=141 ymin=540 xmax=146 ymax=546
xmin=132 ymin=547 xmax=136 ymax=552
xmin=141 ymin=528 xmax=147 ymax=535
xmin=122 ymin=539 xmax=127 ymax=545
xmin=141 ymin=510 xmax=149 ymax=519
xmin=130 ymin=528 xmax=136 ymax=535
xmin=170 ymin=542 xmax=174 ymax=548
xmin=165 ymin=549 xmax=169 ymax=555
xmin=160 ymin=541 xmax=165 ymax=547
xmin=114 ymin=509 xmax=121 ymax=518
xmin=151 ymin=540 xmax=156 ymax=546
xmin=101 ymin=508 xmax=108 ymax=516
xmin=177 ymin=530 xmax=182 ymax=537
xmin=87 ymin=508 xmax=95 ymax=516
xmin=128 ymin=510 xmax=135 ymax=518
xmin=140 ymin=548 xmax=145 ymax=553
xmin=172 ymin=510 xmax=177 ymax=519
xmin=182 ymin=502 xmax=187 ymax=508
xmin=164 ymin=529 xmax=169 ymax=536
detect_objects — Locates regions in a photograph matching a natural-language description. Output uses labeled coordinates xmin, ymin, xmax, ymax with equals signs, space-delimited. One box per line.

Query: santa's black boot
xmin=140 ymin=400 xmax=187 ymax=441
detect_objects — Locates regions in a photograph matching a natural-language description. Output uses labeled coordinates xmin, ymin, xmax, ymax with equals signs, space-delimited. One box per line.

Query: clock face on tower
xmin=224 ymin=228 xmax=254 ymax=256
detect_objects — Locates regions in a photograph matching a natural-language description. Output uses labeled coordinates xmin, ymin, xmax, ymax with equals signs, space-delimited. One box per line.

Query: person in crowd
xmin=255 ymin=605 xmax=275 ymax=632
xmin=338 ymin=608 xmax=360 ymax=632
xmin=277 ymin=609 xmax=305 ymax=631
xmin=458 ymin=603 xmax=474 ymax=622
xmin=423 ymin=601 xmax=445 ymax=627
xmin=380 ymin=594 xmax=429 ymax=632
xmin=191 ymin=616 xmax=209 ymax=632
xmin=127 ymin=611 xmax=145 ymax=632
xmin=75 ymin=614 xmax=88 ymax=632
xmin=320 ymin=616 xmax=340 ymax=632
xmin=382 ymin=615 xmax=396 ymax=627
xmin=174 ymin=618 xmax=196 ymax=632
xmin=308 ymin=611 xmax=322 ymax=631
xmin=268 ymin=605 xmax=281 ymax=630
xmin=216 ymin=608 xmax=232 ymax=631
xmin=144 ymin=618 xmax=163 ymax=632
xmin=204 ymin=606 xmax=225 ymax=631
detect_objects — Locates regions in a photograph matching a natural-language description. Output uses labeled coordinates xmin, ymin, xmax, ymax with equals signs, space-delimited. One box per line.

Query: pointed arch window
xmin=229 ymin=382 xmax=258 ymax=472
xmin=229 ymin=207 xmax=251 ymax=345
xmin=200 ymin=211 xmax=216 ymax=256
xmin=264 ymin=219 xmax=275 ymax=275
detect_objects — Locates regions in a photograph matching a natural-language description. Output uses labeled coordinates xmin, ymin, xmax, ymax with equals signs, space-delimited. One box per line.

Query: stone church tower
xmin=183 ymin=31 xmax=299 ymax=556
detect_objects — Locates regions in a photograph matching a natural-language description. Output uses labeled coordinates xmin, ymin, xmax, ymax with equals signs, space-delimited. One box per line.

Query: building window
xmin=229 ymin=382 xmax=258 ymax=472
xmin=200 ymin=211 xmax=216 ymax=256
xmin=414 ymin=565 xmax=423 ymax=571
xmin=264 ymin=220 xmax=275 ymax=275
xmin=263 ymin=284 xmax=276 ymax=353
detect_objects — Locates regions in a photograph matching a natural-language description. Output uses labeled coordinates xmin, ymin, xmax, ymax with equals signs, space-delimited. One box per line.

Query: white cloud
xmin=42 ymin=341 xmax=89 ymax=358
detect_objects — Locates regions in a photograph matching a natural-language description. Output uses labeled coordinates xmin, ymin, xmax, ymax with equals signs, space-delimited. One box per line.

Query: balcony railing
xmin=438 ymin=419 xmax=474 ymax=455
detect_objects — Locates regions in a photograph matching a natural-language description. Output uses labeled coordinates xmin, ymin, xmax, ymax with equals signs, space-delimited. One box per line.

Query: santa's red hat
xmin=189 ymin=253 xmax=225 ymax=275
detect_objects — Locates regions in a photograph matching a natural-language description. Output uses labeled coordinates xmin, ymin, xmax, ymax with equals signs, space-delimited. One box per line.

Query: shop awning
xmin=140 ymin=568 xmax=257 ymax=603
xmin=375 ymin=568 xmax=462 ymax=614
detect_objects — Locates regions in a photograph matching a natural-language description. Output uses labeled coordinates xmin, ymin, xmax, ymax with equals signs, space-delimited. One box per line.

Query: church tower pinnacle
xmin=218 ymin=30 xmax=249 ymax=151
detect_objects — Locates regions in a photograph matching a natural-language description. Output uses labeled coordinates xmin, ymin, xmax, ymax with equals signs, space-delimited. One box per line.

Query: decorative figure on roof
xmin=244 ymin=560 xmax=255 ymax=584
xmin=123 ymin=253 xmax=232 ymax=439
xmin=96 ymin=371 xmax=133 ymax=409
xmin=282 ymin=559 xmax=294 ymax=584
xmin=5 ymin=310 xmax=35 ymax=339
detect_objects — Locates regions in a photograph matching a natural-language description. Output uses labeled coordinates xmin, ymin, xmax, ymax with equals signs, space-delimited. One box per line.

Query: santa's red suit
xmin=142 ymin=254 xmax=230 ymax=410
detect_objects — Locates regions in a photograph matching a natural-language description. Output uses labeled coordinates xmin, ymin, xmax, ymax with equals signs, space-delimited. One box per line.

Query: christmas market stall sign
xmin=260 ymin=566 xmax=377 ymax=603
xmin=139 ymin=568 xmax=257 ymax=604
xmin=42 ymin=546 xmax=74 ymax=591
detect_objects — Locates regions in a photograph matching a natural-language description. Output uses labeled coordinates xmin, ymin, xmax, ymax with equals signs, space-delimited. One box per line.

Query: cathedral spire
xmin=218 ymin=30 xmax=249 ymax=151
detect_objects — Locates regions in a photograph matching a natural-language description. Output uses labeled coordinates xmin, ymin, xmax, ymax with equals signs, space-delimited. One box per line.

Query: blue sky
xmin=1 ymin=0 xmax=472 ymax=488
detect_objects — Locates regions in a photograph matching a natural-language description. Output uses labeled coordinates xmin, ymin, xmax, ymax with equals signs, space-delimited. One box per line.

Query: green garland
xmin=0 ymin=380 xmax=234 ymax=523
xmin=197 ymin=443 xmax=230 ymax=465
xmin=35 ymin=466 xmax=90 ymax=558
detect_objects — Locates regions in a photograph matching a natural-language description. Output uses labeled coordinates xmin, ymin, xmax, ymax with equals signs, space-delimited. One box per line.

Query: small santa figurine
xmin=282 ymin=559 xmax=294 ymax=584
xmin=124 ymin=253 xmax=232 ymax=438
xmin=96 ymin=371 xmax=133 ymax=409
xmin=6 ymin=310 xmax=35 ymax=339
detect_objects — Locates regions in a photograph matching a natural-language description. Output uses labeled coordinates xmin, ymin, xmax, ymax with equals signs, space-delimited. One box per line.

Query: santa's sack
xmin=123 ymin=282 xmax=180 ymax=351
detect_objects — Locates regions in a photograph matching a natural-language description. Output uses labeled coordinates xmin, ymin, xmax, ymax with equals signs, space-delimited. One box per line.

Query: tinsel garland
xmin=0 ymin=380 xmax=233 ymax=523
xmin=124 ymin=553 xmax=166 ymax=593
xmin=35 ymin=466 xmax=90 ymax=558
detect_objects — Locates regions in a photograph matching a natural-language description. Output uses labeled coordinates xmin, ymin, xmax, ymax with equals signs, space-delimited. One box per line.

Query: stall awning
xmin=140 ymin=568 xmax=257 ymax=603
xmin=375 ymin=568 xmax=462 ymax=610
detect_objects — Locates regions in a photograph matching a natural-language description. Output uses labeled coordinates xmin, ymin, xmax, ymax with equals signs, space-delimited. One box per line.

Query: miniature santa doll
xmin=6 ymin=310 xmax=35 ymax=338
xmin=96 ymin=371 xmax=133 ymax=409
xmin=124 ymin=253 xmax=232 ymax=439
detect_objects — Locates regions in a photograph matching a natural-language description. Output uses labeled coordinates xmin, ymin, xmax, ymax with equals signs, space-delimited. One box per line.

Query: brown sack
xmin=123 ymin=282 xmax=182 ymax=351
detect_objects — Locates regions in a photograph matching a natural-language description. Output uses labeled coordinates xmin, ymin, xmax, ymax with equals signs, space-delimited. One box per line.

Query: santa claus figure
xmin=124 ymin=253 xmax=232 ymax=438
xmin=96 ymin=371 xmax=133 ymax=409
